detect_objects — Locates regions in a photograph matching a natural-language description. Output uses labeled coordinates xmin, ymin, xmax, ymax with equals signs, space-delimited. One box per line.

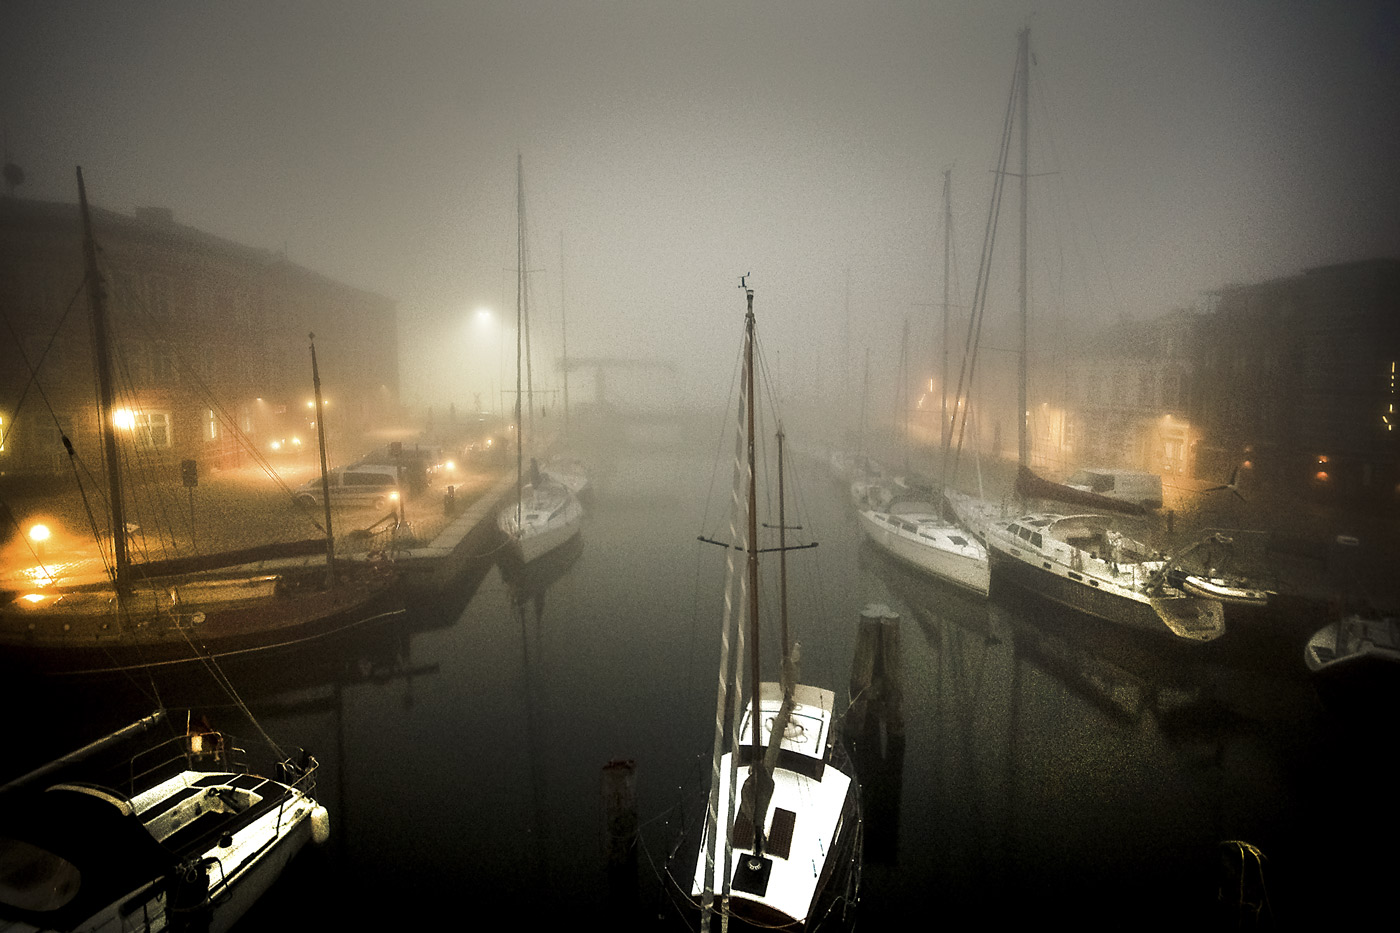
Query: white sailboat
xmin=688 ymin=284 xmax=861 ymax=931
xmin=858 ymin=169 xmax=990 ymax=596
xmin=496 ymin=156 xmax=583 ymax=564
xmin=969 ymin=31 xmax=1224 ymax=641
xmin=0 ymin=710 xmax=329 ymax=933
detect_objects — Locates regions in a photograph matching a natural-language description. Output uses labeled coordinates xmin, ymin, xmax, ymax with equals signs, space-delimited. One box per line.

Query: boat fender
xmin=311 ymin=804 xmax=331 ymax=845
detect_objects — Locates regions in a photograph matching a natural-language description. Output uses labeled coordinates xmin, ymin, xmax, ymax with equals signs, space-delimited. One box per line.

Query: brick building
xmin=0 ymin=196 xmax=400 ymax=479
xmin=1193 ymin=259 xmax=1400 ymax=508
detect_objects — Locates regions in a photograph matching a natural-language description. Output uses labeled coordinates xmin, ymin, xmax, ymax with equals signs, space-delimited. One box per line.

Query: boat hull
xmin=987 ymin=530 xmax=1223 ymax=642
xmin=856 ymin=509 xmax=988 ymax=596
xmin=498 ymin=492 xmax=584 ymax=564
xmin=0 ymin=565 xmax=403 ymax=676
xmin=687 ymin=684 xmax=861 ymax=931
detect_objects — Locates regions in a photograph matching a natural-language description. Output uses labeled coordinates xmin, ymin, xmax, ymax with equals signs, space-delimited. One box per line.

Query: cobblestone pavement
xmin=0 ymin=460 xmax=510 ymax=591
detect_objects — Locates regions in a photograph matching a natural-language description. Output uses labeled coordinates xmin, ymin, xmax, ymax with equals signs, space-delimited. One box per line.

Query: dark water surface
xmin=3 ymin=418 xmax=1392 ymax=929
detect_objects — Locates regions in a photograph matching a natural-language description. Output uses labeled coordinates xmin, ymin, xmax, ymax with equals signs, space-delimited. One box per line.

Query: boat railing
xmin=120 ymin=730 xmax=249 ymax=794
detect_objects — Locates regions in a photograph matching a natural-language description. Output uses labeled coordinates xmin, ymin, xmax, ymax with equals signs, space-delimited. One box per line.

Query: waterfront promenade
xmin=0 ymin=457 xmax=515 ymax=596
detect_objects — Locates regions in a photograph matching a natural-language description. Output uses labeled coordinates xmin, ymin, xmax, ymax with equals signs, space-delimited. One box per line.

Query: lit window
xmin=131 ymin=411 xmax=172 ymax=450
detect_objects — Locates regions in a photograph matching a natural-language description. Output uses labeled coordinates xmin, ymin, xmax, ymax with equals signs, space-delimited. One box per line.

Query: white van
xmin=294 ymin=463 xmax=401 ymax=510
xmin=1063 ymin=468 xmax=1163 ymax=510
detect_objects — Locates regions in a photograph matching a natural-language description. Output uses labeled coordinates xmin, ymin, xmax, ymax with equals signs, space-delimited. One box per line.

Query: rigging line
xmin=949 ymin=37 xmax=1019 ymax=483
xmin=94 ymin=257 xmax=310 ymax=507
xmin=0 ymin=277 xmax=87 ymax=448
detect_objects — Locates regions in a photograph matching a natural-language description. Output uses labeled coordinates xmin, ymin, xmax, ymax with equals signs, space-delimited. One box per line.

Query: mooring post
xmin=602 ymin=758 xmax=638 ymax=918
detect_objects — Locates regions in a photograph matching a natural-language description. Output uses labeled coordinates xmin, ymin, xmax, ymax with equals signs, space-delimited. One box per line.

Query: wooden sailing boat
xmin=857 ymin=169 xmax=990 ymax=596
xmin=687 ymin=284 xmax=861 ymax=931
xmin=495 ymin=155 xmax=583 ymax=564
xmin=0 ymin=168 xmax=402 ymax=676
xmin=972 ymin=32 xmax=1225 ymax=642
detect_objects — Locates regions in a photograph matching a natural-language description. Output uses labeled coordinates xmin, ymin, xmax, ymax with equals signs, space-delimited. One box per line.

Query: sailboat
xmin=686 ymin=284 xmax=861 ymax=931
xmin=0 ymin=709 xmax=329 ymax=933
xmin=970 ymin=32 xmax=1226 ymax=642
xmin=495 ymin=156 xmax=583 ymax=564
xmin=857 ymin=169 xmax=990 ymax=596
xmin=0 ymin=169 xmax=403 ymax=676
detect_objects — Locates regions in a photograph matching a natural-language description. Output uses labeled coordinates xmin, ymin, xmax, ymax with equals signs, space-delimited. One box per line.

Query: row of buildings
xmin=1027 ymin=258 xmax=1400 ymax=510
xmin=0 ymin=195 xmax=401 ymax=484
xmin=4 ymin=190 xmax=1397 ymax=512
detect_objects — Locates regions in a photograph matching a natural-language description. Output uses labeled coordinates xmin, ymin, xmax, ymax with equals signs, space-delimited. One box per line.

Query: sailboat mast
xmin=76 ymin=167 xmax=129 ymax=595
xmin=515 ymin=155 xmax=525 ymax=525
xmin=777 ymin=425 xmax=791 ymax=684
xmin=940 ymin=168 xmax=952 ymax=473
xmin=560 ymin=231 xmax=570 ymax=434
xmin=309 ymin=333 xmax=336 ymax=584
xmin=743 ymin=287 xmax=763 ymax=758
xmin=1016 ymin=27 xmax=1031 ymax=470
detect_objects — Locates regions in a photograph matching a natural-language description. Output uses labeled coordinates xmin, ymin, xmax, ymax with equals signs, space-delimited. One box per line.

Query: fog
xmin=4 ymin=1 xmax=1397 ymax=423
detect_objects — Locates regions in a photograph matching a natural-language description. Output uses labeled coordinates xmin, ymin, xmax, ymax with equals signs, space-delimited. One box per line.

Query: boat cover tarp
xmin=1014 ymin=465 xmax=1148 ymax=516
xmin=0 ymin=784 xmax=175 ymax=929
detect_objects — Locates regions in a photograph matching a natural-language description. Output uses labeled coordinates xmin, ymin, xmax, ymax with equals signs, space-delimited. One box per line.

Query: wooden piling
xmin=849 ymin=603 xmax=903 ymax=738
xmin=602 ymin=758 xmax=638 ymax=918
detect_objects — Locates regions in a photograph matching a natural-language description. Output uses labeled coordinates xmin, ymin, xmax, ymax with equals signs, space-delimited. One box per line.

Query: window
xmin=132 ymin=410 xmax=172 ymax=450
xmin=204 ymin=409 xmax=219 ymax=442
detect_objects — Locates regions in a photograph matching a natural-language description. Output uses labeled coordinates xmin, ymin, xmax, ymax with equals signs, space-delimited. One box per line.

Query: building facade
xmin=1193 ymin=259 xmax=1400 ymax=508
xmin=0 ymin=196 xmax=400 ymax=479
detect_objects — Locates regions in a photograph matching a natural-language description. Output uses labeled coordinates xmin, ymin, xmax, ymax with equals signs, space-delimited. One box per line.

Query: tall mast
xmin=76 ymin=167 xmax=129 ymax=595
xmin=560 ymin=231 xmax=570 ymax=435
xmin=515 ymin=154 xmax=525 ymax=525
xmin=777 ymin=424 xmax=792 ymax=688
xmin=744 ymin=286 xmax=762 ymax=760
xmin=309 ymin=333 xmax=336 ymax=585
xmin=940 ymin=168 xmax=952 ymax=477
xmin=1016 ymin=27 xmax=1031 ymax=470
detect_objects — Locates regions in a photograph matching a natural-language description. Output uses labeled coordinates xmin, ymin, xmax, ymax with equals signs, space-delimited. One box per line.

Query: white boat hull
xmin=497 ymin=484 xmax=584 ymax=564
xmin=691 ymin=683 xmax=860 ymax=929
xmin=1305 ymin=615 xmax=1400 ymax=675
xmin=857 ymin=508 xmax=989 ymax=596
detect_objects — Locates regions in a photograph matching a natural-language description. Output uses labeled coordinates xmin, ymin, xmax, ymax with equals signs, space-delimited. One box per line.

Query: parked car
xmin=294 ymin=464 xmax=402 ymax=510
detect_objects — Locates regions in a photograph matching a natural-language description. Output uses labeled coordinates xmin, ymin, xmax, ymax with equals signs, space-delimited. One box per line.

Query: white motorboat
xmin=0 ymin=712 xmax=329 ymax=933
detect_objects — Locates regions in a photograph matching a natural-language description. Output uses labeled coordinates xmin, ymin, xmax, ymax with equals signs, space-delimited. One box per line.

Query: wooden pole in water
xmin=849 ymin=604 xmax=903 ymax=740
xmin=602 ymin=758 xmax=638 ymax=916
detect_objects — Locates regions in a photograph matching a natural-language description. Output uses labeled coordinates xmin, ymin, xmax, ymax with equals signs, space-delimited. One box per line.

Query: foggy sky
xmin=4 ymin=1 xmax=1398 ymax=417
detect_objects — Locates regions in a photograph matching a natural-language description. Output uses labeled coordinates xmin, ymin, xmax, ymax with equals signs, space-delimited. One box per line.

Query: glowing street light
xmin=29 ymin=523 xmax=50 ymax=563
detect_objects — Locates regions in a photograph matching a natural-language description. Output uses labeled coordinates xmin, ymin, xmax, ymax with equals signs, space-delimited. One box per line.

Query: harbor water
xmin=2 ymin=413 xmax=1392 ymax=929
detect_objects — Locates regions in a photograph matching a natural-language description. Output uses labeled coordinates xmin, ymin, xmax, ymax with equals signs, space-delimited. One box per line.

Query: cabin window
xmin=949 ymin=535 xmax=968 ymax=547
xmin=1031 ymin=532 xmax=1043 ymax=548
